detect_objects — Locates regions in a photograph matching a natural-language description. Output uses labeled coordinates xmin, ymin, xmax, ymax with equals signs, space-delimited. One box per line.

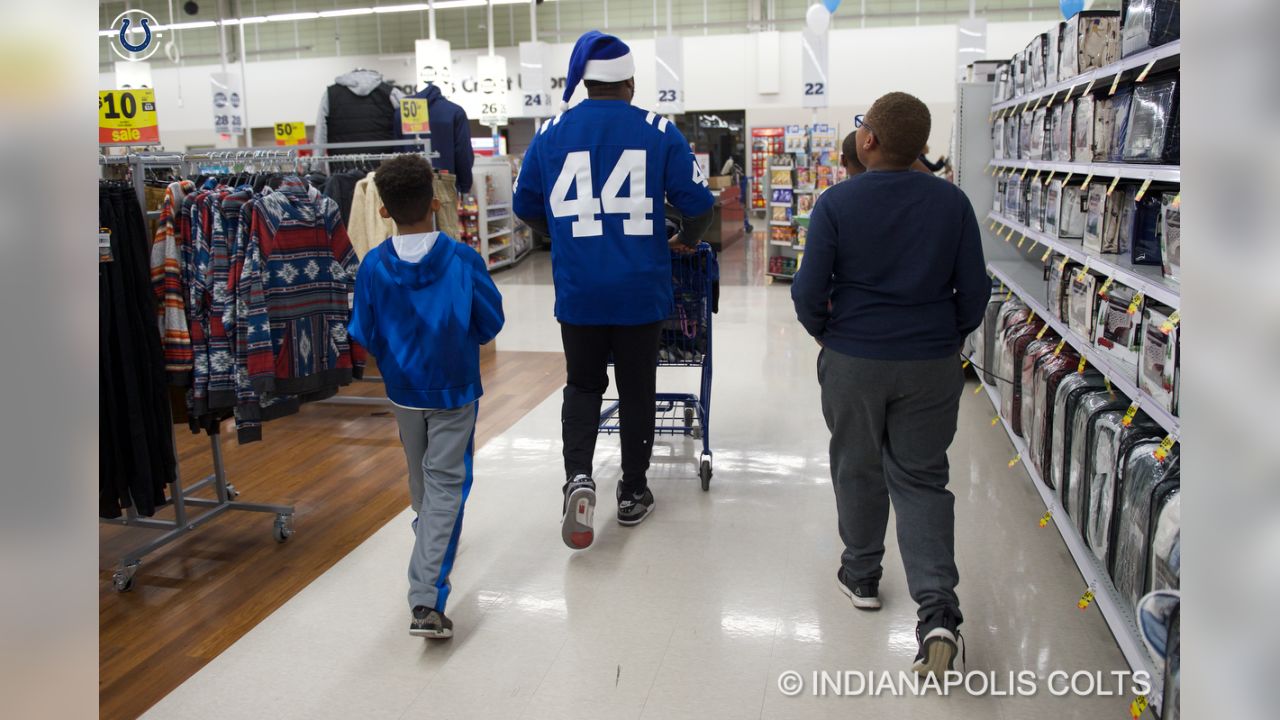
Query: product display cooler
xmin=748 ymin=126 xmax=785 ymax=212
xmin=763 ymin=123 xmax=842 ymax=280
xmin=464 ymin=156 xmax=533 ymax=271
xmin=956 ymin=2 xmax=1181 ymax=717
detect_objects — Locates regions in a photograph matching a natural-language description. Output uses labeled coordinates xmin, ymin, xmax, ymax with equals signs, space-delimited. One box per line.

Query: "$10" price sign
xmin=99 ymin=89 xmax=160 ymax=145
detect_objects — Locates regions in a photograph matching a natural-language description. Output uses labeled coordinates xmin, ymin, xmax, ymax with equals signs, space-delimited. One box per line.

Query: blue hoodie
xmin=348 ymin=234 xmax=504 ymax=409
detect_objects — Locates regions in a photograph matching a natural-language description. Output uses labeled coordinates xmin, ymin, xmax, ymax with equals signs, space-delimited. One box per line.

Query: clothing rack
xmin=100 ymin=150 xmax=296 ymax=593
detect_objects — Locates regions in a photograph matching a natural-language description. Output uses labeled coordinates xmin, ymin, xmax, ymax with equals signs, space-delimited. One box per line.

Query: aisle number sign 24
xmin=99 ymin=89 xmax=159 ymax=145
xmin=274 ymin=122 xmax=307 ymax=146
xmin=400 ymin=98 xmax=430 ymax=135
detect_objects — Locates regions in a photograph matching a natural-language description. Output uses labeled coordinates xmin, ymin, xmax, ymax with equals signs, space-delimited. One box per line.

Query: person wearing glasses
xmin=790 ymin=92 xmax=989 ymax=679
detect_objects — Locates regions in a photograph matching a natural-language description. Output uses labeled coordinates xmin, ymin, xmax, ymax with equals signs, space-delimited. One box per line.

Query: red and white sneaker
xmin=561 ymin=475 xmax=596 ymax=550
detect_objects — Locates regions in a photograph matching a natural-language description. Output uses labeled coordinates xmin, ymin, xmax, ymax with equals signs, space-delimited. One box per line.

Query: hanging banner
xmin=800 ymin=26 xmax=829 ymax=109
xmin=273 ymin=121 xmax=307 ymax=146
xmin=655 ymin=35 xmax=684 ymax=114
xmin=416 ymin=38 xmax=456 ymax=97
xmin=210 ymin=72 xmax=244 ymax=138
xmin=518 ymin=41 xmax=553 ymax=117
xmin=98 ymin=88 xmax=159 ymax=145
xmin=399 ymin=98 xmax=430 ymax=135
xmin=476 ymin=55 xmax=510 ymax=127
xmin=114 ymin=60 xmax=153 ymax=89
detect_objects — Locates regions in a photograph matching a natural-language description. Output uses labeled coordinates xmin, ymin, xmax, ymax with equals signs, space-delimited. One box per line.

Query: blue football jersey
xmin=513 ymin=99 xmax=714 ymax=325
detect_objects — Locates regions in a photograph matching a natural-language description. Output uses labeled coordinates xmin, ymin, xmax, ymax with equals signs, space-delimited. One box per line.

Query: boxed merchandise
xmin=1049 ymin=371 xmax=1106 ymax=497
xmin=995 ymin=176 xmax=1008 ymax=215
xmin=1006 ymin=114 xmax=1022 ymax=159
xmin=1044 ymin=180 xmax=1063 ymax=237
xmin=1122 ymin=77 xmax=1179 ymax=163
xmin=1067 ymin=270 xmax=1100 ymax=338
xmin=996 ymin=63 xmax=1013 ymax=102
xmin=1113 ymin=440 xmax=1180 ymax=612
xmin=1140 ymin=303 xmax=1180 ymax=415
xmin=1048 ymin=256 xmax=1075 ymax=321
xmin=1060 ymin=182 xmax=1088 ymax=239
xmin=1073 ymin=97 xmax=1095 ymax=162
xmin=707 ymin=175 xmax=733 ymax=190
xmin=1012 ymin=51 xmax=1026 ymax=98
xmin=1084 ymin=183 xmax=1130 ymax=254
xmin=1121 ymin=0 xmax=1181 ymax=57
xmin=1106 ymin=90 xmax=1135 ymax=162
xmin=1059 ymin=11 xmax=1121 ymax=82
xmin=1028 ymin=33 xmax=1049 ymax=91
xmin=1160 ymin=192 xmax=1181 ymax=282
xmin=1029 ymin=107 xmax=1048 ymax=160
xmin=994 ymin=117 xmax=1007 ymax=159
xmin=769 ymin=167 xmax=793 ymax=187
xmin=1051 ymin=101 xmax=1075 ymax=162
xmin=1065 ymin=390 xmax=1130 ymax=529
xmin=770 ymin=205 xmax=791 ymax=224
xmin=1094 ymin=283 xmax=1144 ymax=367
xmin=1084 ymin=409 xmax=1161 ymax=567
xmin=1019 ymin=111 xmax=1033 ymax=159
xmin=1130 ymin=191 xmax=1165 ymax=266
xmin=1029 ymin=180 xmax=1045 ymax=233
xmin=1046 ymin=23 xmax=1063 ymax=87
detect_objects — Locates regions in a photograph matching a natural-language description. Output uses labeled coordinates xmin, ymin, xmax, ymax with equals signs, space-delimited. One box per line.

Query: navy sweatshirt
xmin=406 ymin=84 xmax=475 ymax=194
xmin=791 ymin=169 xmax=989 ymax=361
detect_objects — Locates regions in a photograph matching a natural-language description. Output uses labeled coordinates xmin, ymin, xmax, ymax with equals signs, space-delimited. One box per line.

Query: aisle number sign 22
xmin=274 ymin=122 xmax=307 ymax=146
xmin=400 ymin=98 xmax=430 ymax=135
xmin=99 ymin=89 xmax=159 ymax=145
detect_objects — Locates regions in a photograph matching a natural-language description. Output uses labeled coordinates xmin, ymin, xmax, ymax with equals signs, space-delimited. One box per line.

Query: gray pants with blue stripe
xmin=392 ymin=402 xmax=477 ymax=612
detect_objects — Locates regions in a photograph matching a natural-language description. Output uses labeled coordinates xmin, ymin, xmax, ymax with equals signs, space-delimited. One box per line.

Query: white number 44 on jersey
xmin=550 ymin=150 xmax=653 ymax=238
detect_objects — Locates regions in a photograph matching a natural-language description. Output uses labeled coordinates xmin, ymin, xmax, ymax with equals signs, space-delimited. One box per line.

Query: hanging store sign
xmin=518 ymin=41 xmax=553 ymax=117
xmin=98 ymin=88 xmax=159 ymax=145
xmin=416 ymin=39 xmax=456 ymax=97
xmin=800 ymin=26 xmax=829 ymax=109
xmin=210 ymin=72 xmax=244 ymax=138
xmin=476 ymin=55 xmax=510 ymax=127
xmin=655 ymin=35 xmax=684 ymax=114
xmin=273 ymin=121 xmax=307 ymax=146
xmin=399 ymin=98 xmax=430 ymax=135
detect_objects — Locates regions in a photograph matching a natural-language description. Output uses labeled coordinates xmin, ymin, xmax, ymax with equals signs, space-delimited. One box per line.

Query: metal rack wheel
xmin=112 ymin=562 xmax=139 ymax=593
xmin=273 ymin=514 xmax=294 ymax=543
xmin=225 ymin=484 xmax=240 ymax=499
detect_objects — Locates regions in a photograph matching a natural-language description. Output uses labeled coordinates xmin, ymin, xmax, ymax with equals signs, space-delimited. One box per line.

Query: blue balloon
xmin=1059 ymin=0 xmax=1085 ymax=18
xmin=822 ymin=0 xmax=842 ymax=13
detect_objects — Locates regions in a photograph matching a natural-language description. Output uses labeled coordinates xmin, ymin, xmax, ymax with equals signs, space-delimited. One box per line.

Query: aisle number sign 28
xmin=400 ymin=98 xmax=430 ymax=135
xmin=274 ymin=122 xmax=307 ymax=146
xmin=99 ymin=89 xmax=159 ymax=145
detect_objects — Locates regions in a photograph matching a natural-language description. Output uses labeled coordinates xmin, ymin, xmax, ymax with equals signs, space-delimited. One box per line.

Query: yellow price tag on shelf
xmin=1078 ymin=588 xmax=1095 ymax=610
xmin=399 ymin=97 xmax=430 ymax=134
xmin=1153 ymin=435 xmax=1176 ymax=462
xmin=1109 ymin=71 xmax=1123 ymax=96
xmin=1127 ymin=291 xmax=1145 ymax=316
xmin=1004 ymin=228 xmax=1013 ymax=242
xmin=99 ymin=89 xmax=160 ymax=145
xmin=1059 ymin=254 xmax=1071 ymax=272
xmin=1054 ymin=338 xmax=1067 ymax=356
xmin=1083 ymin=76 xmax=1097 ymax=96
xmin=974 ymin=384 xmax=985 ymax=395
xmin=1136 ymin=59 xmax=1157 ymax=83
xmin=1106 ymin=175 xmax=1122 ymax=197
xmin=1005 ymin=289 xmax=1013 ymax=301
xmin=1008 ymin=453 xmax=1021 ymax=468
xmin=1028 ymin=239 xmax=1039 ymax=254
xmin=1021 ymin=166 xmax=1030 ymax=179
xmin=998 ymin=281 xmax=1005 ymax=293
xmin=1026 ymin=310 xmax=1036 ymax=324
xmin=1038 ymin=510 xmax=1052 ymax=528
xmin=1173 ymin=193 xmax=1180 ymax=204
xmin=1044 ymin=171 xmax=1055 ymax=186
xmin=1017 ymin=235 xmax=1027 ymax=249
xmin=273 ymin=121 xmax=306 ymax=146
xmin=1076 ymin=259 xmax=1091 ymax=282
xmin=961 ymin=359 xmax=971 ymax=369
xmin=1160 ymin=310 xmax=1181 ymax=334
xmin=1032 ymin=169 xmax=1041 ymax=184
xmin=1135 ymin=177 xmax=1153 ymax=201
xmin=1041 ymin=247 xmax=1053 ymax=263
xmin=1077 ymin=356 xmax=1087 ymax=374
xmin=1035 ymin=325 xmax=1049 ymax=340
xmin=992 ymin=416 xmax=1001 ymax=427
xmin=989 ymin=220 xmax=997 ymax=231
xmin=1062 ymin=171 xmax=1074 ymax=187
xmin=1121 ymin=401 xmax=1141 ymax=427
xmin=1130 ymin=694 xmax=1150 ymax=719
xmin=1097 ymin=276 xmax=1115 ymax=298
xmin=1081 ymin=172 xmax=1094 ymax=188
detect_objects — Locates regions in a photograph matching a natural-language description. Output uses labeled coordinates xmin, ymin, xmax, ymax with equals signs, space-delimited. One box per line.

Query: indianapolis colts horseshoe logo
xmin=109 ymin=10 xmax=161 ymax=62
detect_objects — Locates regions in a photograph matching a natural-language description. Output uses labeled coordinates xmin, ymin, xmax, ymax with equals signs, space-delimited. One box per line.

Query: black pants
xmin=560 ymin=321 xmax=663 ymax=497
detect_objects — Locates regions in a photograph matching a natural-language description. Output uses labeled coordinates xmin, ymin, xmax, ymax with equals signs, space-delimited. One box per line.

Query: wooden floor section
xmin=99 ymin=350 xmax=565 ymax=720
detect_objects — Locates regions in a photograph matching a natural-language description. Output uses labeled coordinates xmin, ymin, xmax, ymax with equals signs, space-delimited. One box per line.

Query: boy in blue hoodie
xmin=347 ymin=154 xmax=505 ymax=639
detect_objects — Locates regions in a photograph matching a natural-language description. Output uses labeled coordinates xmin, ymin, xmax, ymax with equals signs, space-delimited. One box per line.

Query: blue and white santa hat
xmin=563 ymin=30 xmax=634 ymax=106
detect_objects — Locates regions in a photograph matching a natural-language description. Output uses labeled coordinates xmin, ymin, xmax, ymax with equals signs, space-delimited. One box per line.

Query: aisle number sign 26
xmin=274 ymin=122 xmax=307 ymax=146
xmin=99 ymin=89 xmax=159 ymax=145
xmin=400 ymin=98 xmax=430 ymax=135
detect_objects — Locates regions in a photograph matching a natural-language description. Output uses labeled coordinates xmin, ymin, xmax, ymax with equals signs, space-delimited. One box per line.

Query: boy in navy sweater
xmin=792 ymin=92 xmax=988 ymax=678
xmin=348 ymin=155 xmax=505 ymax=638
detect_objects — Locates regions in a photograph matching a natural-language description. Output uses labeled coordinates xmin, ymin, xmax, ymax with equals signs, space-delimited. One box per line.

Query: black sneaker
xmin=617 ymin=487 xmax=655 ymax=526
xmin=912 ymin=611 xmax=963 ymax=677
xmin=836 ymin=568 xmax=882 ymax=610
xmin=410 ymin=606 xmax=453 ymax=639
xmin=561 ymin=474 xmax=597 ymax=550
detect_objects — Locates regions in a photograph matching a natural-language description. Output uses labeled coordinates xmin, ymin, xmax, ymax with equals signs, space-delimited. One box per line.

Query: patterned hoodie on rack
xmin=150 ymin=179 xmax=195 ymax=382
xmin=232 ymin=177 xmax=365 ymax=442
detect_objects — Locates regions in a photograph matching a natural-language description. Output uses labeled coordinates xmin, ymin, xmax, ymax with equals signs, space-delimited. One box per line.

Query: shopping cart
xmin=598 ymin=243 xmax=718 ymax=490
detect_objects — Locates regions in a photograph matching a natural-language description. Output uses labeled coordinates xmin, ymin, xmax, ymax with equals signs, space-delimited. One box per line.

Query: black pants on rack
xmin=560 ymin=321 xmax=663 ymax=498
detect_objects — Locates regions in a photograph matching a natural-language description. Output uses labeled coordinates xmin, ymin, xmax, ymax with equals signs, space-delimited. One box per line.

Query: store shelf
xmin=486 ymin=228 xmax=513 ymax=239
xmin=979 ymin=382 xmax=1163 ymax=713
xmin=986 ymin=258 xmax=1180 ymax=436
xmin=987 ymin=212 xmax=1179 ymax=308
xmin=488 ymin=242 xmax=512 ymax=255
xmin=988 ymin=159 xmax=1179 ymax=184
xmin=769 ymin=240 xmax=793 ymax=247
xmin=765 ymin=272 xmax=795 ymax=280
xmin=990 ymin=40 xmax=1181 ymax=112
xmin=769 ymin=220 xmax=793 ymax=227
xmin=486 ymin=202 xmax=511 ymax=211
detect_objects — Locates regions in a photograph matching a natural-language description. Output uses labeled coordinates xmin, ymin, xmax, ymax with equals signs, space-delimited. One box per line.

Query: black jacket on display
xmin=326 ymin=82 xmax=398 ymax=151
xmin=407 ymin=83 xmax=475 ymax=194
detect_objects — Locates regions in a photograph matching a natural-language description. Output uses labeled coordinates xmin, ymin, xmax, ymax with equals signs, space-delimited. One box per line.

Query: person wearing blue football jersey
xmin=514 ymin=30 xmax=715 ymax=550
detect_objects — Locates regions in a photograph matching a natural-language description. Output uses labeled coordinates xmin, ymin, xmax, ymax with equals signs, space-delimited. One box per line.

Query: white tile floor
xmin=143 ymin=246 xmax=1136 ymax=719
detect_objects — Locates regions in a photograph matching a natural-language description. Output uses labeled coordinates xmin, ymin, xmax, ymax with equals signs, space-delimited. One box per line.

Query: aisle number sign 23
xmin=274 ymin=122 xmax=307 ymax=146
xmin=400 ymin=98 xmax=430 ymax=135
xmin=99 ymin=89 xmax=159 ymax=145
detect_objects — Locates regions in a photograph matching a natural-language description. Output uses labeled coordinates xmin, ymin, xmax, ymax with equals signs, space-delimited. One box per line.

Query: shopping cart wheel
xmin=699 ymin=459 xmax=712 ymax=492
xmin=683 ymin=407 xmax=695 ymax=428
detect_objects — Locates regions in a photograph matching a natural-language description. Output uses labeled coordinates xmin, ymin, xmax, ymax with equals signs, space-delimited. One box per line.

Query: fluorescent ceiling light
xmin=319 ymin=8 xmax=375 ymax=18
xmin=374 ymin=3 xmax=432 ymax=12
xmin=265 ymin=12 xmax=320 ymax=22
xmin=164 ymin=21 xmax=218 ymax=31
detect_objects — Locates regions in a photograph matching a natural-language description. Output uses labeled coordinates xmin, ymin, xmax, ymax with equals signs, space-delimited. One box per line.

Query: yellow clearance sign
xmin=400 ymin=98 xmax=430 ymax=135
xmin=99 ymin=89 xmax=160 ymax=145
xmin=274 ymin=121 xmax=307 ymax=145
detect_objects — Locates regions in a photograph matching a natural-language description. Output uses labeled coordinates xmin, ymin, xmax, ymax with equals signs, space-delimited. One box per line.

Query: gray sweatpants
xmin=817 ymin=349 xmax=965 ymax=624
xmin=392 ymin=402 xmax=477 ymax=612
